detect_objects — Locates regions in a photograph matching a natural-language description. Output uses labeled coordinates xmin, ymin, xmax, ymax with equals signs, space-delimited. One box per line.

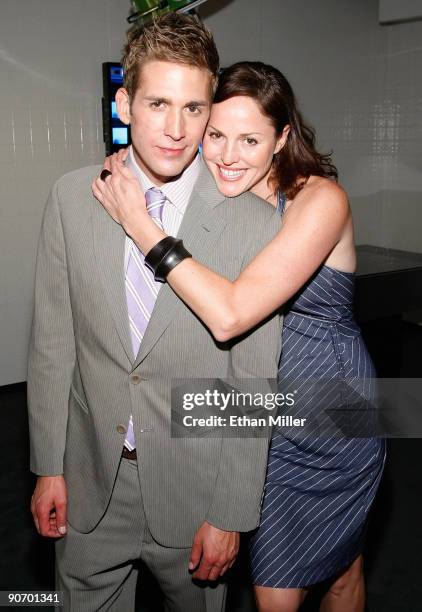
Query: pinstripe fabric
xmin=249 ymin=193 xmax=386 ymax=588
xmin=56 ymin=457 xmax=227 ymax=611
xmin=124 ymin=146 xmax=201 ymax=273
xmin=27 ymin=161 xmax=282 ymax=545
xmin=124 ymin=189 xmax=165 ymax=451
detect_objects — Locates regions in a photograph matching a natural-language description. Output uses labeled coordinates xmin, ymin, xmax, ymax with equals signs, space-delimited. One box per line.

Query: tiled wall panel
xmin=204 ymin=0 xmax=421 ymax=253
xmin=1 ymin=0 xmax=421 ymax=384
xmin=0 ymin=0 xmax=129 ymax=385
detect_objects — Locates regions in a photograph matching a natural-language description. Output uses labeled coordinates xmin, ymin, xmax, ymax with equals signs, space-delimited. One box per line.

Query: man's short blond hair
xmin=122 ymin=13 xmax=219 ymax=102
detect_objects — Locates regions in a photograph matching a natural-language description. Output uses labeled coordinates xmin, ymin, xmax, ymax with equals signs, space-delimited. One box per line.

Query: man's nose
xmin=164 ymin=108 xmax=185 ymax=141
xmin=221 ymin=142 xmax=240 ymax=165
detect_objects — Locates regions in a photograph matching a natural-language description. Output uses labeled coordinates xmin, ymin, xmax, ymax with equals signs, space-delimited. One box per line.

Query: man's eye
xmin=187 ymin=105 xmax=201 ymax=114
xmin=150 ymin=101 xmax=164 ymax=109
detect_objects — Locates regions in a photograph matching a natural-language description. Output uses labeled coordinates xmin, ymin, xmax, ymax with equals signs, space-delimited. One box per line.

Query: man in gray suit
xmin=28 ymin=13 xmax=281 ymax=612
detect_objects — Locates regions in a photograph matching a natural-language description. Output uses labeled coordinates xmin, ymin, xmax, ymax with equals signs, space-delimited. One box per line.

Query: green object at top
xmin=130 ymin=0 xmax=208 ymax=26
xmin=132 ymin=0 xmax=160 ymax=11
xmin=168 ymin=0 xmax=196 ymax=8
xmin=132 ymin=0 xmax=200 ymax=14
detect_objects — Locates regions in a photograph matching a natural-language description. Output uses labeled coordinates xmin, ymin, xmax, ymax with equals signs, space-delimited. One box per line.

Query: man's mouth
xmin=158 ymin=146 xmax=186 ymax=157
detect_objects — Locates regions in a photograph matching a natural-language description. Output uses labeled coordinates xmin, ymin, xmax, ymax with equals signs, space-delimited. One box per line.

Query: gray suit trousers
xmin=56 ymin=457 xmax=226 ymax=612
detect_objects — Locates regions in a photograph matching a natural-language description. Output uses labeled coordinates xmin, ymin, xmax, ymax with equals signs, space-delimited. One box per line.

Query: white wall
xmin=1 ymin=0 xmax=421 ymax=384
xmin=201 ymin=0 xmax=422 ymax=253
xmin=0 ymin=0 xmax=130 ymax=385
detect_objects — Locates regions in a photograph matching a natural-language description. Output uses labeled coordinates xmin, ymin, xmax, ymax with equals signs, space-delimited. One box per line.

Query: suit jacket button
xmin=130 ymin=374 xmax=141 ymax=385
xmin=116 ymin=424 xmax=127 ymax=434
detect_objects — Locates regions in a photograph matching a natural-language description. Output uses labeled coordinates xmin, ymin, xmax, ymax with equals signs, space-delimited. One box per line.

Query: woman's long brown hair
xmin=214 ymin=62 xmax=338 ymax=200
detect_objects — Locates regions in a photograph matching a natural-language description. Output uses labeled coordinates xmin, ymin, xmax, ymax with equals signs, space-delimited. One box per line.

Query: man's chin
xmin=153 ymin=158 xmax=196 ymax=180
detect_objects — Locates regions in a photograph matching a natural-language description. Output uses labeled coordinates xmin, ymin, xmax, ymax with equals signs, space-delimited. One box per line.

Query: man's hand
xmin=189 ymin=521 xmax=239 ymax=581
xmin=31 ymin=476 xmax=67 ymax=538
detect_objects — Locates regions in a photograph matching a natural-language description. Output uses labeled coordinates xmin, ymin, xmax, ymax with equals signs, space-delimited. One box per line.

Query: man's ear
xmin=115 ymin=87 xmax=131 ymax=125
xmin=275 ymin=124 xmax=290 ymax=155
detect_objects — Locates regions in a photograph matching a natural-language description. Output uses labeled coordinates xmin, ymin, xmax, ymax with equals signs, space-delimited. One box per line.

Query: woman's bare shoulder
xmin=292 ymin=176 xmax=349 ymax=223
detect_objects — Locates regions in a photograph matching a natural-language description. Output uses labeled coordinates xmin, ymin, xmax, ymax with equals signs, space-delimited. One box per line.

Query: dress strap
xmin=276 ymin=192 xmax=287 ymax=217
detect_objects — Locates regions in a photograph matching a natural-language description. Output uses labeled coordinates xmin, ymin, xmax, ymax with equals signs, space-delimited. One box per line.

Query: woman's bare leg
xmin=319 ymin=555 xmax=365 ymax=612
xmin=254 ymin=555 xmax=364 ymax=612
xmin=254 ymin=585 xmax=307 ymax=612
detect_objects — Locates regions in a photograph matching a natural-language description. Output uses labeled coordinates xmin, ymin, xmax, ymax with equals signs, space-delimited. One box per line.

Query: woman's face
xmin=202 ymin=96 xmax=286 ymax=200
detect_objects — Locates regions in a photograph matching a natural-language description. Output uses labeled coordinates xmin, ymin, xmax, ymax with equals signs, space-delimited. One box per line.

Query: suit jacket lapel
xmin=133 ymin=162 xmax=227 ymax=368
xmin=91 ymin=196 xmax=134 ymax=363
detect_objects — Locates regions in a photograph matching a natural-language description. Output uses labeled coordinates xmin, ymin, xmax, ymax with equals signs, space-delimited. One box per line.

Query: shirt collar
xmin=127 ymin=145 xmax=201 ymax=212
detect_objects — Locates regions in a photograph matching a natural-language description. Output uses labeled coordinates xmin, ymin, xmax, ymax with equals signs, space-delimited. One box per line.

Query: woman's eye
xmin=208 ymin=131 xmax=221 ymax=139
xmin=245 ymin=138 xmax=258 ymax=145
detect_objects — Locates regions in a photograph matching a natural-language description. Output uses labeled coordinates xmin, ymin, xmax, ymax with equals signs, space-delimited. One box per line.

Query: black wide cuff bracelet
xmin=144 ymin=236 xmax=192 ymax=282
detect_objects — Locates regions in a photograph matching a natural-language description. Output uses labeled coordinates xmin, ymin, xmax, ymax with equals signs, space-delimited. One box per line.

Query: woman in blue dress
xmin=94 ymin=62 xmax=385 ymax=612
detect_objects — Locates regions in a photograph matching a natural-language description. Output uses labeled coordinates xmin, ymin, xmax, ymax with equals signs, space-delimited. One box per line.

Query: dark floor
xmin=1 ymin=321 xmax=421 ymax=611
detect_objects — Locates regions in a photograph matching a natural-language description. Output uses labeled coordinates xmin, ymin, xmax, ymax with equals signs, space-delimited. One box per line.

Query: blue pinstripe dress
xmin=249 ymin=193 xmax=386 ymax=588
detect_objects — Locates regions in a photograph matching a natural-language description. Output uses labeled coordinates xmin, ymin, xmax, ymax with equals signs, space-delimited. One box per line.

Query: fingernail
xmin=188 ymin=562 xmax=193 ymax=570
xmin=58 ymin=526 xmax=67 ymax=534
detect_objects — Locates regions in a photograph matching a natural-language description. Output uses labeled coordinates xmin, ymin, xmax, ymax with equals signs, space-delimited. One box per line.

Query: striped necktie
xmin=124 ymin=187 xmax=166 ymax=451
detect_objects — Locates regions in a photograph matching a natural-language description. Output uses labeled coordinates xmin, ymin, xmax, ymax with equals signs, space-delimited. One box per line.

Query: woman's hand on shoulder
xmin=91 ymin=148 xmax=148 ymax=235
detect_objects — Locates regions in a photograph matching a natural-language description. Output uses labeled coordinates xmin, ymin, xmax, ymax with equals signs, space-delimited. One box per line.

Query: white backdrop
xmin=1 ymin=0 xmax=421 ymax=384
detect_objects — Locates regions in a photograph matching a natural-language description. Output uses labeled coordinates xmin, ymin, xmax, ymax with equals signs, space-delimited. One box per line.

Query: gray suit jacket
xmin=28 ymin=161 xmax=282 ymax=546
